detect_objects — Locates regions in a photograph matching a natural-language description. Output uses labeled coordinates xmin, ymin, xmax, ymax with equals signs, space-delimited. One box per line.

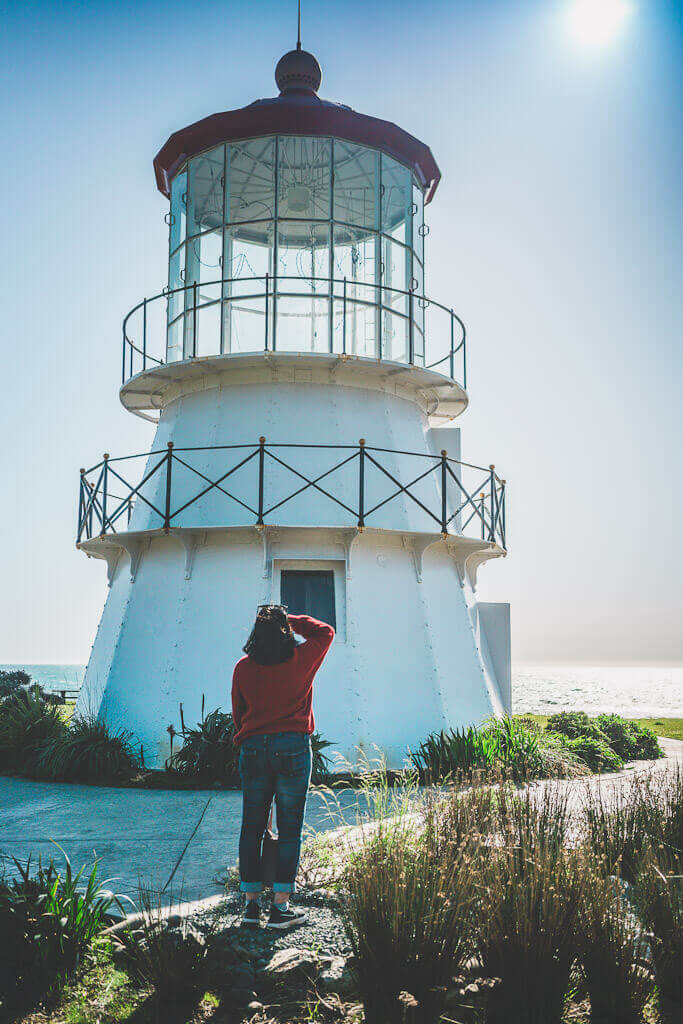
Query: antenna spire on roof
xmin=297 ymin=0 xmax=302 ymax=50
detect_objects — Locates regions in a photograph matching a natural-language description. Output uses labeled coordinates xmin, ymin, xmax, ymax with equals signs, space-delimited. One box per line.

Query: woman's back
xmin=231 ymin=614 xmax=334 ymax=745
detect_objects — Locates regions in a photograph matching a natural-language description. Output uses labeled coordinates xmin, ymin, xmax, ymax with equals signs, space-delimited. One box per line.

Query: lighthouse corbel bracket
xmin=443 ymin=535 xmax=505 ymax=590
xmin=401 ymin=534 xmax=439 ymax=583
xmin=172 ymin=530 xmax=207 ymax=580
xmin=256 ymin=524 xmax=277 ymax=579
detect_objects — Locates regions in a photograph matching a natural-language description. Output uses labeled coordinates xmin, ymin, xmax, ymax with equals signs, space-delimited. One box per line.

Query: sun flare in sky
xmin=565 ymin=0 xmax=635 ymax=50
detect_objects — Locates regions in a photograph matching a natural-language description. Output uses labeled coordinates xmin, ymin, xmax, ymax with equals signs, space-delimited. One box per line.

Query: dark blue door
xmin=280 ymin=570 xmax=336 ymax=630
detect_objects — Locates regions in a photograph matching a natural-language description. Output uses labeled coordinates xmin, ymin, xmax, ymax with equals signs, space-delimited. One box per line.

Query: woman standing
xmin=232 ymin=605 xmax=335 ymax=929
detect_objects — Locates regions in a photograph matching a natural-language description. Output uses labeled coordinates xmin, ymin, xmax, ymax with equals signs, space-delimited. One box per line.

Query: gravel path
xmin=193 ymin=888 xmax=351 ymax=959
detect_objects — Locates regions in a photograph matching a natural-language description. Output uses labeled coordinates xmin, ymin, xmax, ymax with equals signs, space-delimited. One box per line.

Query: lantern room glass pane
xmin=227 ymin=138 xmax=275 ymax=223
xmin=278 ymin=136 xmax=331 ymax=220
xmin=170 ymin=170 xmax=187 ymax=253
xmin=187 ymin=146 xmax=224 ymax=236
xmin=332 ymin=225 xmax=377 ymax=290
xmin=381 ymin=154 xmax=411 ymax=238
xmin=186 ymin=229 xmax=222 ymax=285
xmin=333 ymin=140 xmax=378 ymax=229
xmin=224 ymin=224 xmax=272 ymax=293
xmin=278 ymin=223 xmax=330 ymax=293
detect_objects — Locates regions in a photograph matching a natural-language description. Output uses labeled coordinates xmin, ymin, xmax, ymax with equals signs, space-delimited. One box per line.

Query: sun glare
xmin=565 ymin=0 xmax=634 ymax=50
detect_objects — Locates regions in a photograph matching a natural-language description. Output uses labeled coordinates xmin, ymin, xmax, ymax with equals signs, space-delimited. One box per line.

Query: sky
xmin=0 ymin=0 xmax=681 ymax=666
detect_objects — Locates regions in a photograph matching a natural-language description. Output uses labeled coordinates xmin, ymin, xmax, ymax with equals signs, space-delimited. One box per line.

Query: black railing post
xmin=78 ymin=469 xmax=86 ymax=542
xmin=88 ymin=482 xmax=94 ymax=538
xmin=264 ymin=273 xmax=269 ymax=351
xmin=164 ymin=442 xmax=174 ymax=532
xmin=257 ymin=436 xmax=265 ymax=524
xmin=501 ymin=480 xmax=506 ymax=548
xmin=463 ymin=328 xmax=467 ymax=391
xmin=358 ymin=439 xmax=365 ymax=528
xmin=192 ymin=281 xmax=197 ymax=357
xmin=101 ymin=453 xmax=109 ymax=537
xmin=128 ymin=497 xmax=133 ymax=527
xmin=122 ymin=325 xmax=126 ymax=384
xmin=480 ymin=492 xmax=486 ymax=540
xmin=441 ymin=450 xmax=448 ymax=535
xmin=408 ymin=288 xmax=414 ymax=364
xmin=489 ymin=465 xmax=495 ymax=542
xmin=449 ymin=310 xmax=455 ymax=379
xmin=342 ymin=276 xmax=347 ymax=354
xmin=142 ymin=299 xmax=147 ymax=371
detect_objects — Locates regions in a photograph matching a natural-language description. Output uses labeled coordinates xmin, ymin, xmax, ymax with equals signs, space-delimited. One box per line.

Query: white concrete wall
xmin=126 ymin=383 xmax=457 ymax=536
xmin=475 ymin=602 xmax=512 ymax=714
xmin=78 ymin=528 xmax=504 ymax=768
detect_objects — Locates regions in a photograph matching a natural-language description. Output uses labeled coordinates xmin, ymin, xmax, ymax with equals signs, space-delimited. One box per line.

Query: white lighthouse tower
xmin=75 ymin=40 xmax=511 ymax=768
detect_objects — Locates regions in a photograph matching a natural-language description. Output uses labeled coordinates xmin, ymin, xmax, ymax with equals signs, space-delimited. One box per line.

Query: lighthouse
xmin=75 ymin=40 xmax=511 ymax=768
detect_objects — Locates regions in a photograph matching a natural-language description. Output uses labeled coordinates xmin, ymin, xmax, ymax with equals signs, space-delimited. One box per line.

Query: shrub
xmin=411 ymin=717 xmax=584 ymax=783
xmin=35 ymin=713 xmax=142 ymax=781
xmin=0 ymin=688 xmax=66 ymax=773
xmin=634 ymin=847 xmax=683 ymax=1003
xmin=117 ymin=888 xmax=214 ymax=1008
xmin=0 ymin=851 xmax=121 ymax=1011
xmin=168 ymin=707 xmax=238 ymax=782
xmin=578 ymin=857 xmax=654 ymax=1024
xmin=310 ymin=731 xmax=333 ymax=783
xmin=410 ymin=725 xmax=496 ymax=778
xmin=0 ymin=668 xmax=31 ymax=699
xmin=547 ymin=711 xmax=607 ymax=743
xmin=565 ymin=735 xmax=624 ymax=773
xmin=596 ymin=713 xmax=662 ymax=761
xmin=473 ymin=785 xmax=583 ymax=1024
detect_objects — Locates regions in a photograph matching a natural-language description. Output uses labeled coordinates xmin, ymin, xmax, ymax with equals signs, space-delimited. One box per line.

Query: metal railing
xmin=121 ymin=275 xmax=467 ymax=390
xmin=77 ymin=441 xmax=506 ymax=549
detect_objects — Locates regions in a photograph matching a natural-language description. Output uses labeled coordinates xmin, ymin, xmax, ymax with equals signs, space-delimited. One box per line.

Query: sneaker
xmin=266 ymin=904 xmax=308 ymax=930
xmin=240 ymin=901 xmax=262 ymax=927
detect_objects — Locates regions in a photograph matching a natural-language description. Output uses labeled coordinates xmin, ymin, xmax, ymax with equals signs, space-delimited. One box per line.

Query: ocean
xmin=2 ymin=663 xmax=682 ymax=718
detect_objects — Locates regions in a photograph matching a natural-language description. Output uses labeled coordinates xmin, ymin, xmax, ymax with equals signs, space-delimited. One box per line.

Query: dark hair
xmin=243 ymin=605 xmax=296 ymax=665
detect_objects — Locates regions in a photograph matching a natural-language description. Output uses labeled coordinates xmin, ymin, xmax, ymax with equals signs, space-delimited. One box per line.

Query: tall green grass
xmin=339 ymin=773 xmax=477 ymax=1023
xmin=473 ymin=785 xmax=582 ymax=1024
xmin=0 ymin=687 xmax=66 ymax=773
xmin=578 ymin=858 xmax=654 ymax=1024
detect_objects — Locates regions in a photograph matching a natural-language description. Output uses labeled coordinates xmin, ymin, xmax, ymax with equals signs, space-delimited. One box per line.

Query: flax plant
xmin=473 ymin=785 xmax=583 ymax=1024
xmin=579 ymin=855 xmax=654 ymax=1024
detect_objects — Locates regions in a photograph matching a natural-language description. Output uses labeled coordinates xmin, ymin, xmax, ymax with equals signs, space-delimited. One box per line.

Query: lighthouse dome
xmin=275 ymin=47 xmax=322 ymax=94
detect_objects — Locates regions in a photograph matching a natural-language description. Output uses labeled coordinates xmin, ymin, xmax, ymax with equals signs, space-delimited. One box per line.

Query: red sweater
xmin=231 ymin=615 xmax=335 ymax=745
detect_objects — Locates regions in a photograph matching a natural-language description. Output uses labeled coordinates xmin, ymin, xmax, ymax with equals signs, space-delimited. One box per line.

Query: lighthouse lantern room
xmin=75 ymin=41 xmax=511 ymax=767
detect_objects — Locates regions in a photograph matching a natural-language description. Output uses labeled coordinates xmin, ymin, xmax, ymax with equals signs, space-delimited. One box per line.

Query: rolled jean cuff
xmin=240 ymin=881 xmax=263 ymax=893
xmin=273 ymin=881 xmax=295 ymax=893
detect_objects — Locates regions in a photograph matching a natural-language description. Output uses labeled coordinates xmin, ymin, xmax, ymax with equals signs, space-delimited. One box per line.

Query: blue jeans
xmin=238 ymin=732 xmax=312 ymax=893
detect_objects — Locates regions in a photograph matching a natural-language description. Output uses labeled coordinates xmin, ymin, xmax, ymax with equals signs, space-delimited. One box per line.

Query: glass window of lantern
xmin=187 ymin=146 xmax=224 ymax=238
xmin=227 ymin=138 xmax=275 ymax=223
xmin=278 ymin=222 xmax=330 ymax=293
xmin=381 ymin=154 xmax=411 ymax=245
xmin=170 ymin=170 xmax=187 ymax=253
xmin=333 ymin=141 xmax=378 ymax=229
xmin=278 ymin=136 xmax=331 ymax=220
xmin=411 ymin=179 xmax=424 ymax=280
xmin=186 ymin=229 xmax=222 ymax=286
xmin=223 ymin=222 xmax=273 ymax=297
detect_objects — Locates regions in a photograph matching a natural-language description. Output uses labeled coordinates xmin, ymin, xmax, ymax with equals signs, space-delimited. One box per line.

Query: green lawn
xmin=517 ymin=714 xmax=683 ymax=742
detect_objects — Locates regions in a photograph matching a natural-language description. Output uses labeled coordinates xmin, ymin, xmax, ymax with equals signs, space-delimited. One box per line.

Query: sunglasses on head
xmin=257 ymin=604 xmax=288 ymax=613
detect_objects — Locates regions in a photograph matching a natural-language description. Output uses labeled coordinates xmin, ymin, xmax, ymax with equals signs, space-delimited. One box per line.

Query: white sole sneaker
xmin=266 ymin=910 xmax=309 ymax=930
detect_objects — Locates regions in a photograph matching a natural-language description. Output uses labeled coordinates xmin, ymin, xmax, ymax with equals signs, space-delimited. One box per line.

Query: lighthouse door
xmin=280 ymin=569 xmax=336 ymax=630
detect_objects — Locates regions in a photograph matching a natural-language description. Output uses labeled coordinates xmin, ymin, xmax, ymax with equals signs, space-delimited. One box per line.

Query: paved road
xmin=1 ymin=739 xmax=680 ymax=905
xmin=0 ymin=778 xmax=373 ymax=903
